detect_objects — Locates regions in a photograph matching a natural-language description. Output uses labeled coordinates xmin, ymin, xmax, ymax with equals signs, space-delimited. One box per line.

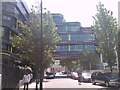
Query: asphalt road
xmin=43 ymin=78 xmax=107 ymax=88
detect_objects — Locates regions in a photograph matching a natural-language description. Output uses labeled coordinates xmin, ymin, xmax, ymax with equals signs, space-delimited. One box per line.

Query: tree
xmin=80 ymin=52 xmax=99 ymax=70
xmin=60 ymin=59 xmax=78 ymax=72
xmin=11 ymin=4 xmax=60 ymax=90
xmin=93 ymin=2 xmax=118 ymax=72
xmin=60 ymin=52 xmax=99 ymax=71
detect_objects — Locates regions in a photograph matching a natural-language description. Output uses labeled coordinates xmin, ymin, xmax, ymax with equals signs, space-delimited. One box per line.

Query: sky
xmin=24 ymin=0 xmax=119 ymax=27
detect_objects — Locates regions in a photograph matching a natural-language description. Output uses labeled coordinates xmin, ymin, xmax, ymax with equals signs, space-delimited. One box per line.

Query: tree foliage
xmin=80 ymin=52 xmax=99 ymax=70
xmin=93 ymin=2 xmax=118 ymax=72
xmin=60 ymin=59 xmax=78 ymax=71
xmin=11 ymin=5 xmax=60 ymax=70
xmin=60 ymin=52 xmax=99 ymax=71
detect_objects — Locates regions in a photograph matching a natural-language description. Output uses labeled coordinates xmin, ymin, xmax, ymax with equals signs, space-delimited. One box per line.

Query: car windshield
xmin=47 ymin=72 xmax=54 ymax=75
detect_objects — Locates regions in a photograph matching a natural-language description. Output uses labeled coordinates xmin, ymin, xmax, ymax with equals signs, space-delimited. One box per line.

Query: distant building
xmin=51 ymin=13 xmax=100 ymax=71
xmin=1 ymin=0 xmax=29 ymax=88
xmin=52 ymin=13 xmax=96 ymax=59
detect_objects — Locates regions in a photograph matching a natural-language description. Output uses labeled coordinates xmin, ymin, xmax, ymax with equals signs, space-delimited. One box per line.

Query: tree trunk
xmin=39 ymin=68 xmax=44 ymax=90
xmin=35 ymin=66 xmax=39 ymax=90
xmin=40 ymin=79 xmax=43 ymax=90
xmin=35 ymin=80 xmax=39 ymax=90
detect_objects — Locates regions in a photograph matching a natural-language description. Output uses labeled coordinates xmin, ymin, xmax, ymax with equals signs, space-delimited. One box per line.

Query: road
xmin=20 ymin=78 xmax=119 ymax=90
xmin=43 ymin=78 xmax=105 ymax=88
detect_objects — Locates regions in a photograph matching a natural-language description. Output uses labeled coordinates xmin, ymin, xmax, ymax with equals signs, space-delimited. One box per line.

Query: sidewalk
xmin=19 ymin=79 xmax=49 ymax=89
xmin=19 ymin=74 xmax=68 ymax=89
xmin=19 ymin=81 xmax=36 ymax=89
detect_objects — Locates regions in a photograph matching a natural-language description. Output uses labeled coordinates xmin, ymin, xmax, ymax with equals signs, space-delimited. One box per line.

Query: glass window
xmin=90 ymin=34 xmax=95 ymax=40
xmin=69 ymin=33 xmax=95 ymax=42
xmin=7 ymin=45 xmax=12 ymax=52
xmin=53 ymin=16 xmax=63 ymax=24
xmin=58 ymin=45 xmax=68 ymax=51
xmin=2 ymin=44 xmax=12 ymax=52
xmin=57 ymin=26 xmax=63 ymax=32
xmin=15 ymin=7 xmax=20 ymax=16
xmin=77 ymin=45 xmax=83 ymax=51
xmin=64 ymin=26 xmax=68 ymax=32
xmin=17 ymin=2 xmax=27 ymax=15
xmin=2 ymin=2 xmax=14 ymax=13
xmin=84 ymin=44 xmax=95 ymax=51
xmin=2 ymin=27 xmax=10 ymax=40
xmin=67 ymin=26 xmax=80 ymax=32
xmin=2 ymin=44 xmax=7 ymax=50
xmin=70 ymin=45 xmax=83 ymax=51
xmin=2 ymin=27 xmax=5 ymax=37
xmin=59 ymin=34 xmax=68 ymax=41
xmin=71 ymin=34 xmax=85 ymax=41
xmin=71 ymin=34 xmax=77 ymax=41
xmin=70 ymin=45 xmax=76 ymax=51
xmin=3 ymin=15 xmax=11 ymax=21
xmin=83 ymin=34 xmax=95 ymax=41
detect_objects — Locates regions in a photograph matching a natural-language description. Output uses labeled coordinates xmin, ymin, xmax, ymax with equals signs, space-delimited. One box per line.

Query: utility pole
xmin=118 ymin=30 xmax=120 ymax=79
xmin=39 ymin=0 xmax=43 ymax=90
xmin=118 ymin=1 xmax=120 ymax=81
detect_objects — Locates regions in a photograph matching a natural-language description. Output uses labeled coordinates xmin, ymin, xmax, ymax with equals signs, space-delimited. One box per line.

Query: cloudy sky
xmin=25 ymin=0 xmax=119 ymax=27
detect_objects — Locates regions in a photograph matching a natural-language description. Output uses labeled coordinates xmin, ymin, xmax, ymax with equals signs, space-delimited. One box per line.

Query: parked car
xmin=45 ymin=72 xmax=55 ymax=79
xmin=91 ymin=71 xmax=120 ymax=87
xmin=67 ymin=72 xmax=72 ymax=78
xmin=81 ymin=72 xmax=92 ymax=82
xmin=71 ymin=72 xmax=78 ymax=80
xmin=62 ymin=71 xmax=67 ymax=74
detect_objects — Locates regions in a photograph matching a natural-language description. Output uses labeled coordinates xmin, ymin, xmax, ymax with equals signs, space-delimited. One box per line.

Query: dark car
xmin=91 ymin=71 xmax=120 ymax=87
xmin=45 ymin=72 xmax=55 ymax=79
xmin=81 ymin=72 xmax=92 ymax=82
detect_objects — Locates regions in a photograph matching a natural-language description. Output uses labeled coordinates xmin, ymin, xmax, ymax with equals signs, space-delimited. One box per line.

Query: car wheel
xmin=105 ymin=82 xmax=109 ymax=87
xmin=92 ymin=80 xmax=96 ymax=85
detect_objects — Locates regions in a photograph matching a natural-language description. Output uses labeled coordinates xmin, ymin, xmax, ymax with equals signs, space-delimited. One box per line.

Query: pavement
xmin=19 ymin=79 xmax=49 ymax=89
xmin=19 ymin=73 xmax=68 ymax=89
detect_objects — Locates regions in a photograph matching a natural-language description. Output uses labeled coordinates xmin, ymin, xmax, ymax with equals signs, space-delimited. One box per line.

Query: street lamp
xmin=39 ymin=0 xmax=43 ymax=90
xmin=118 ymin=30 xmax=120 ymax=79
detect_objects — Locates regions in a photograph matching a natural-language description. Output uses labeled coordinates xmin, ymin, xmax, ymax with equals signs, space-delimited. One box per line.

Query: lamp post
xmin=118 ymin=30 xmax=120 ymax=79
xmin=39 ymin=0 xmax=43 ymax=90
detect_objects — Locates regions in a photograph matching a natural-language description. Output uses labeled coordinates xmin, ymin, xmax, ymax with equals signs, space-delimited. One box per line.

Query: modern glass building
xmin=52 ymin=13 xmax=96 ymax=60
xmin=1 ymin=0 xmax=29 ymax=88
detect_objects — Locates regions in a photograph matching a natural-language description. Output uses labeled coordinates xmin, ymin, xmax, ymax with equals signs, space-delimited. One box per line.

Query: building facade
xmin=52 ymin=13 xmax=96 ymax=59
xmin=1 ymin=0 xmax=29 ymax=88
xmin=51 ymin=13 xmax=99 ymax=71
